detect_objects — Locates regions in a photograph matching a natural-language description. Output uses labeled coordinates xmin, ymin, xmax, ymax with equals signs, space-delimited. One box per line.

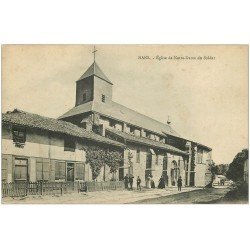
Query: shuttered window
xmin=14 ymin=158 xmax=28 ymax=181
xmin=55 ymin=161 xmax=66 ymax=181
xmin=36 ymin=159 xmax=50 ymax=181
xmin=2 ymin=158 xmax=8 ymax=182
xmin=75 ymin=163 xmax=84 ymax=180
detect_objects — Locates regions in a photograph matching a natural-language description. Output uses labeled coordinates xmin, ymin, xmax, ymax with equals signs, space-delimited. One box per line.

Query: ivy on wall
xmin=128 ymin=151 xmax=133 ymax=172
xmin=84 ymin=145 xmax=123 ymax=180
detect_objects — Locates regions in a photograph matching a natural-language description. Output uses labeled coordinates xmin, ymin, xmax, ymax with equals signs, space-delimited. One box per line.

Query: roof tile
xmin=2 ymin=109 xmax=125 ymax=148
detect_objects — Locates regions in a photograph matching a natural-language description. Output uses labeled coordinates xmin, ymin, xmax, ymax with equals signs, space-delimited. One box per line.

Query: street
xmin=131 ymin=187 xmax=247 ymax=204
xmin=2 ymin=186 xmax=244 ymax=204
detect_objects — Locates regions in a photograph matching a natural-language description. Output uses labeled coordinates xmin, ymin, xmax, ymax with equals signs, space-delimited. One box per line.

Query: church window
xmin=155 ymin=154 xmax=159 ymax=165
xmin=83 ymin=92 xmax=87 ymax=102
xmin=145 ymin=131 xmax=151 ymax=138
xmin=102 ymin=94 xmax=106 ymax=103
xmin=64 ymin=137 xmax=76 ymax=152
xmin=136 ymin=149 xmax=140 ymax=163
xmin=110 ymin=120 xmax=116 ymax=128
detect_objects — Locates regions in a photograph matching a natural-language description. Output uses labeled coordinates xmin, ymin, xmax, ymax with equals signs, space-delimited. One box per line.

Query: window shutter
xmin=50 ymin=160 xmax=55 ymax=181
xmin=19 ymin=166 xmax=27 ymax=180
xmin=36 ymin=161 xmax=43 ymax=181
xmin=56 ymin=162 xmax=66 ymax=180
xmin=2 ymin=158 xmax=7 ymax=181
xmin=43 ymin=159 xmax=50 ymax=181
xmin=75 ymin=163 xmax=84 ymax=180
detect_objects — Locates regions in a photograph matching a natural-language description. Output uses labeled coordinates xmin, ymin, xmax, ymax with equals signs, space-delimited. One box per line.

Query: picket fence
xmin=1 ymin=181 xmax=125 ymax=198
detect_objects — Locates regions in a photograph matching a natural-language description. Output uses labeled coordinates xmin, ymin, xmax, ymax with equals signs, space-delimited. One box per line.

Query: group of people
xmin=123 ymin=174 xmax=183 ymax=191
xmin=123 ymin=174 xmax=143 ymax=191
xmin=124 ymin=174 xmax=134 ymax=190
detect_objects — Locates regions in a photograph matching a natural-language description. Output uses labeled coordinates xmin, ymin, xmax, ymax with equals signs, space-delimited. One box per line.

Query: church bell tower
xmin=75 ymin=47 xmax=113 ymax=106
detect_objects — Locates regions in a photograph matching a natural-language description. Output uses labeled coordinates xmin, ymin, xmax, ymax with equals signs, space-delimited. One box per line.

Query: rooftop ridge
xmin=77 ymin=62 xmax=112 ymax=84
xmin=2 ymin=109 xmax=125 ymax=148
xmin=110 ymin=100 xmax=180 ymax=136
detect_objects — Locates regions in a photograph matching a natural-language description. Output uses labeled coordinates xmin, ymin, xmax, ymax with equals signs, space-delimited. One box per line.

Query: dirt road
xmin=131 ymin=187 xmax=247 ymax=204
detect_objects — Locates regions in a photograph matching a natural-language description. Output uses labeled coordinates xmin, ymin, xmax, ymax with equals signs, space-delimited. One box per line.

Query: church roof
xmin=2 ymin=109 xmax=125 ymax=148
xmin=77 ymin=62 xmax=113 ymax=84
xmin=105 ymin=128 xmax=188 ymax=156
xmin=58 ymin=101 xmax=181 ymax=138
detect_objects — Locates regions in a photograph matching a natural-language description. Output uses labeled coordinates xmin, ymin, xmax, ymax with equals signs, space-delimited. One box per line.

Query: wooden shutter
xmin=2 ymin=158 xmax=7 ymax=181
xmin=43 ymin=159 xmax=50 ymax=181
xmin=50 ymin=160 xmax=56 ymax=181
xmin=36 ymin=161 xmax=43 ymax=181
xmin=75 ymin=163 xmax=84 ymax=180
xmin=55 ymin=161 xmax=66 ymax=180
xmin=14 ymin=159 xmax=28 ymax=181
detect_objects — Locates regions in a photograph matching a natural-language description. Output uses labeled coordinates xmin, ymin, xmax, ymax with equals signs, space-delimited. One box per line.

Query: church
xmin=2 ymin=49 xmax=213 ymax=188
xmin=58 ymin=51 xmax=213 ymax=187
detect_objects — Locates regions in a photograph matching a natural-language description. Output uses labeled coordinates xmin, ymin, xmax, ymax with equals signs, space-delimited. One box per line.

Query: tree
xmin=209 ymin=161 xmax=217 ymax=181
xmin=216 ymin=164 xmax=229 ymax=175
xmin=226 ymin=149 xmax=248 ymax=182
xmin=85 ymin=145 xmax=123 ymax=180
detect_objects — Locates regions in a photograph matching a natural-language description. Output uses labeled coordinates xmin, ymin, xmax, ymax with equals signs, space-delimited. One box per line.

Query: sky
xmin=2 ymin=45 xmax=248 ymax=164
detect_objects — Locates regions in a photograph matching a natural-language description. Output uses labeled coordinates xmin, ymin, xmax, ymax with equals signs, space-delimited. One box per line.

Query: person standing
xmin=137 ymin=176 xmax=141 ymax=191
xmin=146 ymin=174 xmax=151 ymax=188
xmin=124 ymin=174 xmax=129 ymax=190
xmin=150 ymin=177 xmax=155 ymax=188
xmin=158 ymin=176 xmax=165 ymax=189
xmin=177 ymin=176 xmax=182 ymax=191
xmin=129 ymin=174 xmax=134 ymax=190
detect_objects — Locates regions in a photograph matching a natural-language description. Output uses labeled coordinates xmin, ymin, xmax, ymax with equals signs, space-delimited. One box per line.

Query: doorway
xmin=119 ymin=167 xmax=124 ymax=181
xmin=67 ymin=163 xmax=75 ymax=182
xmin=170 ymin=160 xmax=179 ymax=186
xmin=145 ymin=152 xmax=152 ymax=178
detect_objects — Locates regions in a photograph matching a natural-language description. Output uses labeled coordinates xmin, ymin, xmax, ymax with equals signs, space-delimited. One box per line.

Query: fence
xmin=2 ymin=181 xmax=124 ymax=198
xmin=86 ymin=181 xmax=124 ymax=192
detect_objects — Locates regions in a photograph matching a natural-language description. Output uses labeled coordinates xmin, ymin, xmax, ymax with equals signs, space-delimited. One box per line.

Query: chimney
xmin=98 ymin=124 xmax=105 ymax=136
xmin=167 ymin=115 xmax=171 ymax=125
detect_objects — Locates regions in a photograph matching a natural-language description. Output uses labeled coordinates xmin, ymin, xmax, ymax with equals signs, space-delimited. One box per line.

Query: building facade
xmin=58 ymin=61 xmax=213 ymax=187
xmin=2 ymin=59 xmax=212 ymax=188
xmin=2 ymin=110 xmax=124 ymax=184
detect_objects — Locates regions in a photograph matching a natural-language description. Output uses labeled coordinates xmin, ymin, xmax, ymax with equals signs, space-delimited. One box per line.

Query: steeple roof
xmin=77 ymin=62 xmax=112 ymax=84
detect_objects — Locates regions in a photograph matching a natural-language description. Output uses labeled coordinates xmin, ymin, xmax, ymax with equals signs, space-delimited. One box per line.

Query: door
xmin=67 ymin=163 xmax=75 ymax=182
xmin=162 ymin=155 xmax=168 ymax=185
xmin=145 ymin=152 xmax=152 ymax=179
xmin=119 ymin=167 xmax=124 ymax=181
xmin=170 ymin=160 xmax=179 ymax=186
xmin=171 ymin=169 xmax=175 ymax=186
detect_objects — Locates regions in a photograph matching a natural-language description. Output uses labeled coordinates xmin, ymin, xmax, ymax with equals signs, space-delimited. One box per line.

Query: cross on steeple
xmin=92 ymin=46 xmax=98 ymax=62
